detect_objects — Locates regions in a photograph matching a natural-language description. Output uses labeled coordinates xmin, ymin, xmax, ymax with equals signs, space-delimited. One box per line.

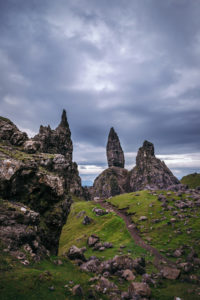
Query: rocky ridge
xmin=0 ymin=111 xmax=83 ymax=262
xmin=129 ymin=140 xmax=180 ymax=191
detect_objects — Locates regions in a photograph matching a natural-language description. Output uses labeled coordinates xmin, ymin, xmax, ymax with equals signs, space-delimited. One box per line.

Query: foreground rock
xmin=0 ymin=110 xmax=83 ymax=259
xmin=128 ymin=282 xmax=151 ymax=298
xmin=161 ymin=267 xmax=181 ymax=280
xmin=129 ymin=140 xmax=180 ymax=191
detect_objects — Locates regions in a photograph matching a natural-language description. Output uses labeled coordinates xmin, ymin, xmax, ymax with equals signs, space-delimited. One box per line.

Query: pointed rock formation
xmin=129 ymin=140 xmax=180 ymax=191
xmin=92 ymin=128 xmax=129 ymax=198
xmin=32 ymin=109 xmax=73 ymax=161
xmin=106 ymin=127 xmax=125 ymax=168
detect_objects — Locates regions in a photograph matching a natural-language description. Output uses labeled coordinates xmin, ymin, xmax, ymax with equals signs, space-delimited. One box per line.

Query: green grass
xmin=0 ymin=244 xmax=108 ymax=300
xmin=59 ymin=198 xmax=148 ymax=260
xmin=107 ymin=190 xmax=200 ymax=259
xmin=181 ymin=173 xmax=200 ymax=189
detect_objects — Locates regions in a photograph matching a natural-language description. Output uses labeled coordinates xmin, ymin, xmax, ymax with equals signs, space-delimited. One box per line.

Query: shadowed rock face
xmin=129 ymin=140 xmax=180 ymax=191
xmin=106 ymin=127 xmax=125 ymax=168
xmin=0 ymin=110 xmax=83 ymax=260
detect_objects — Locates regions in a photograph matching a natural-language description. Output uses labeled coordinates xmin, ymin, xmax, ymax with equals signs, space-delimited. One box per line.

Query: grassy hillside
xmin=107 ymin=190 xmax=200 ymax=259
xmin=59 ymin=196 xmax=148 ymax=260
xmin=181 ymin=173 xmax=200 ymax=189
xmin=1 ymin=193 xmax=200 ymax=299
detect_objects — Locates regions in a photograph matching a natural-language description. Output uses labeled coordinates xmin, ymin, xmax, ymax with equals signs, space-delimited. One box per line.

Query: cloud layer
xmin=0 ymin=0 xmax=200 ymax=185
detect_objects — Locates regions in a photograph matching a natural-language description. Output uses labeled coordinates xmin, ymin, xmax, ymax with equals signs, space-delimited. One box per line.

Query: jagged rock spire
xmin=106 ymin=127 xmax=125 ymax=168
xmin=59 ymin=109 xmax=68 ymax=128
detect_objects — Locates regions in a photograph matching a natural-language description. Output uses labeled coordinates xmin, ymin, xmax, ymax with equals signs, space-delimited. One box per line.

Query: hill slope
xmin=181 ymin=173 xmax=200 ymax=189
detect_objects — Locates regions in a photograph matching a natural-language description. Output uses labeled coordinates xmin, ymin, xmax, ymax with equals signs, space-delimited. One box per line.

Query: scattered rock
xmin=128 ymin=282 xmax=151 ymax=298
xmin=139 ymin=216 xmax=148 ymax=221
xmin=122 ymin=269 xmax=136 ymax=281
xmin=87 ymin=235 xmax=100 ymax=247
xmin=82 ymin=215 xmax=93 ymax=225
xmin=67 ymin=245 xmax=86 ymax=261
xmin=161 ymin=267 xmax=180 ymax=280
xmin=72 ymin=284 xmax=84 ymax=297
xmin=92 ymin=207 xmax=108 ymax=216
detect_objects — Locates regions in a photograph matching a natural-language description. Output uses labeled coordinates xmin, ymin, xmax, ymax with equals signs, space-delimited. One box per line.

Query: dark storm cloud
xmin=0 ymin=0 xmax=200 ymax=184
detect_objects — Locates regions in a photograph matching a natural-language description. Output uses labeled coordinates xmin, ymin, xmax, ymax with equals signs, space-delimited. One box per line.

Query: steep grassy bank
xmin=181 ymin=173 xmax=200 ymax=189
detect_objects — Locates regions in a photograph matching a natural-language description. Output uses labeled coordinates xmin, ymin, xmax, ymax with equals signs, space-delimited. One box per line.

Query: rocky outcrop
xmin=92 ymin=167 xmax=130 ymax=199
xmin=92 ymin=128 xmax=128 ymax=199
xmin=0 ymin=116 xmax=28 ymax=146
xmin=0 ymin=156 xmax=71 ymax=258
xmin=106 ymin=127 xmax=125 ymax=168
xmin=129 ymin=140 xmax=180 ymax=191
xmin=31 ymin=109 xmax=73 ymax=161
xmin=0 ymin=110 xmax=83 ymax=260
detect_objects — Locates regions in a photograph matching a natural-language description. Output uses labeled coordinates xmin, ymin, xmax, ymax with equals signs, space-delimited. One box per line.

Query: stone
xmin=82 ymin=215 xmax=93 ymax=225
xmin=96 ymin=276 xmax=118 ymax=293
xmin=122 ymin=269 xmax=136 ymax=281
xmin=67 ymin=245 xmax=86 ymax=261
xmin=72 ymin=284 xmax=84 ymax=297
xmin=129 ymin=140 xmax=180 ymax=191
xmin=139 ymin=216 xmax=148 ymax=221
xmin=23 ymin=140 xmax=40 ymax=154
xmin=161 ymin=267 xmax=180 ymax=280
xmin=106 ymin=127 xmax=125 ymax=168
xmin=88 ymin=235 xmax=100 ymax=247
xmin=80 ymin=259 xmax=100 ymax=273
xmin=92 ymin=207 xmax=108 ymax=216
xmin=128 ymin=282 xmax=151 ymax=298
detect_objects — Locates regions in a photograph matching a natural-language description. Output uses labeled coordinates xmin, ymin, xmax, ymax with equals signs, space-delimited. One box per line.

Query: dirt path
xmin=97 ymin=199 xmax=176 ymax=270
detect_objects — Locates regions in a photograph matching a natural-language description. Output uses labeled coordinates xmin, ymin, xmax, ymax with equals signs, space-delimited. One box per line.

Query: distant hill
xmin=181 ymin=172 xmax=200 ymax=188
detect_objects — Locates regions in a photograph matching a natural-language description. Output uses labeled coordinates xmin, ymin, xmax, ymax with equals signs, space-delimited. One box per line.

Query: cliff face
xmin=129 ymin=140 xmax=180 ymax=191
xmin=0 ymin=110 xmax=82 ymax=262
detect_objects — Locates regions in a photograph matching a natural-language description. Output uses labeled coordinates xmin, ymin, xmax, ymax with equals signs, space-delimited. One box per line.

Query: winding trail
xmin=97 ymin=199 xmax=176 ymax=270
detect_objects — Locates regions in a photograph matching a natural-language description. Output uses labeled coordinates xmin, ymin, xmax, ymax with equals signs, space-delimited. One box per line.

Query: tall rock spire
xmin=106 ymin=127 xmax=125 ymax=168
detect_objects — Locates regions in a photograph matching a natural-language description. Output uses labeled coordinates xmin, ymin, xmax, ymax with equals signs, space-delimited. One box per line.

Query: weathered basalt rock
xmin=0 ymin=116 xmax=28 ymax=146
xmin=0 ymin=110 xmax=83 ymax=259
xmin=33 ymin=110 xmax=72 ymax=161
xmin=107 ymin=127 xmax=125 ymax=168
xmin=129 ymin=140 xmax=180 ymax=191
xmin=92 ymin=167 xmax=130 ymax=199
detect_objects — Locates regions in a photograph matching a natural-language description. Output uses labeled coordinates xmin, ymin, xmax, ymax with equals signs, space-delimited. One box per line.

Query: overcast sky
xmin=0 ymin=0 xmax=200 ymax=185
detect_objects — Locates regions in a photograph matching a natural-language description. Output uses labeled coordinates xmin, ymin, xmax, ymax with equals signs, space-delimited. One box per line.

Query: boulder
xmin=82 ymin=215 xmax=93 ymax=225
xmin=72 ymin=284 xmax=84 ymax=297
xmin=128 ymin=282 xmax=151 ymax=298
xmin=87 ymin=235 xmax=100 ymax=247
xmin=67 ymin=245 xmax=86 ymax=261
xmin=161 ymin=267 xmax=180 ymax=280
xmin=122 ymin=269 xmax=136 ymax=281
